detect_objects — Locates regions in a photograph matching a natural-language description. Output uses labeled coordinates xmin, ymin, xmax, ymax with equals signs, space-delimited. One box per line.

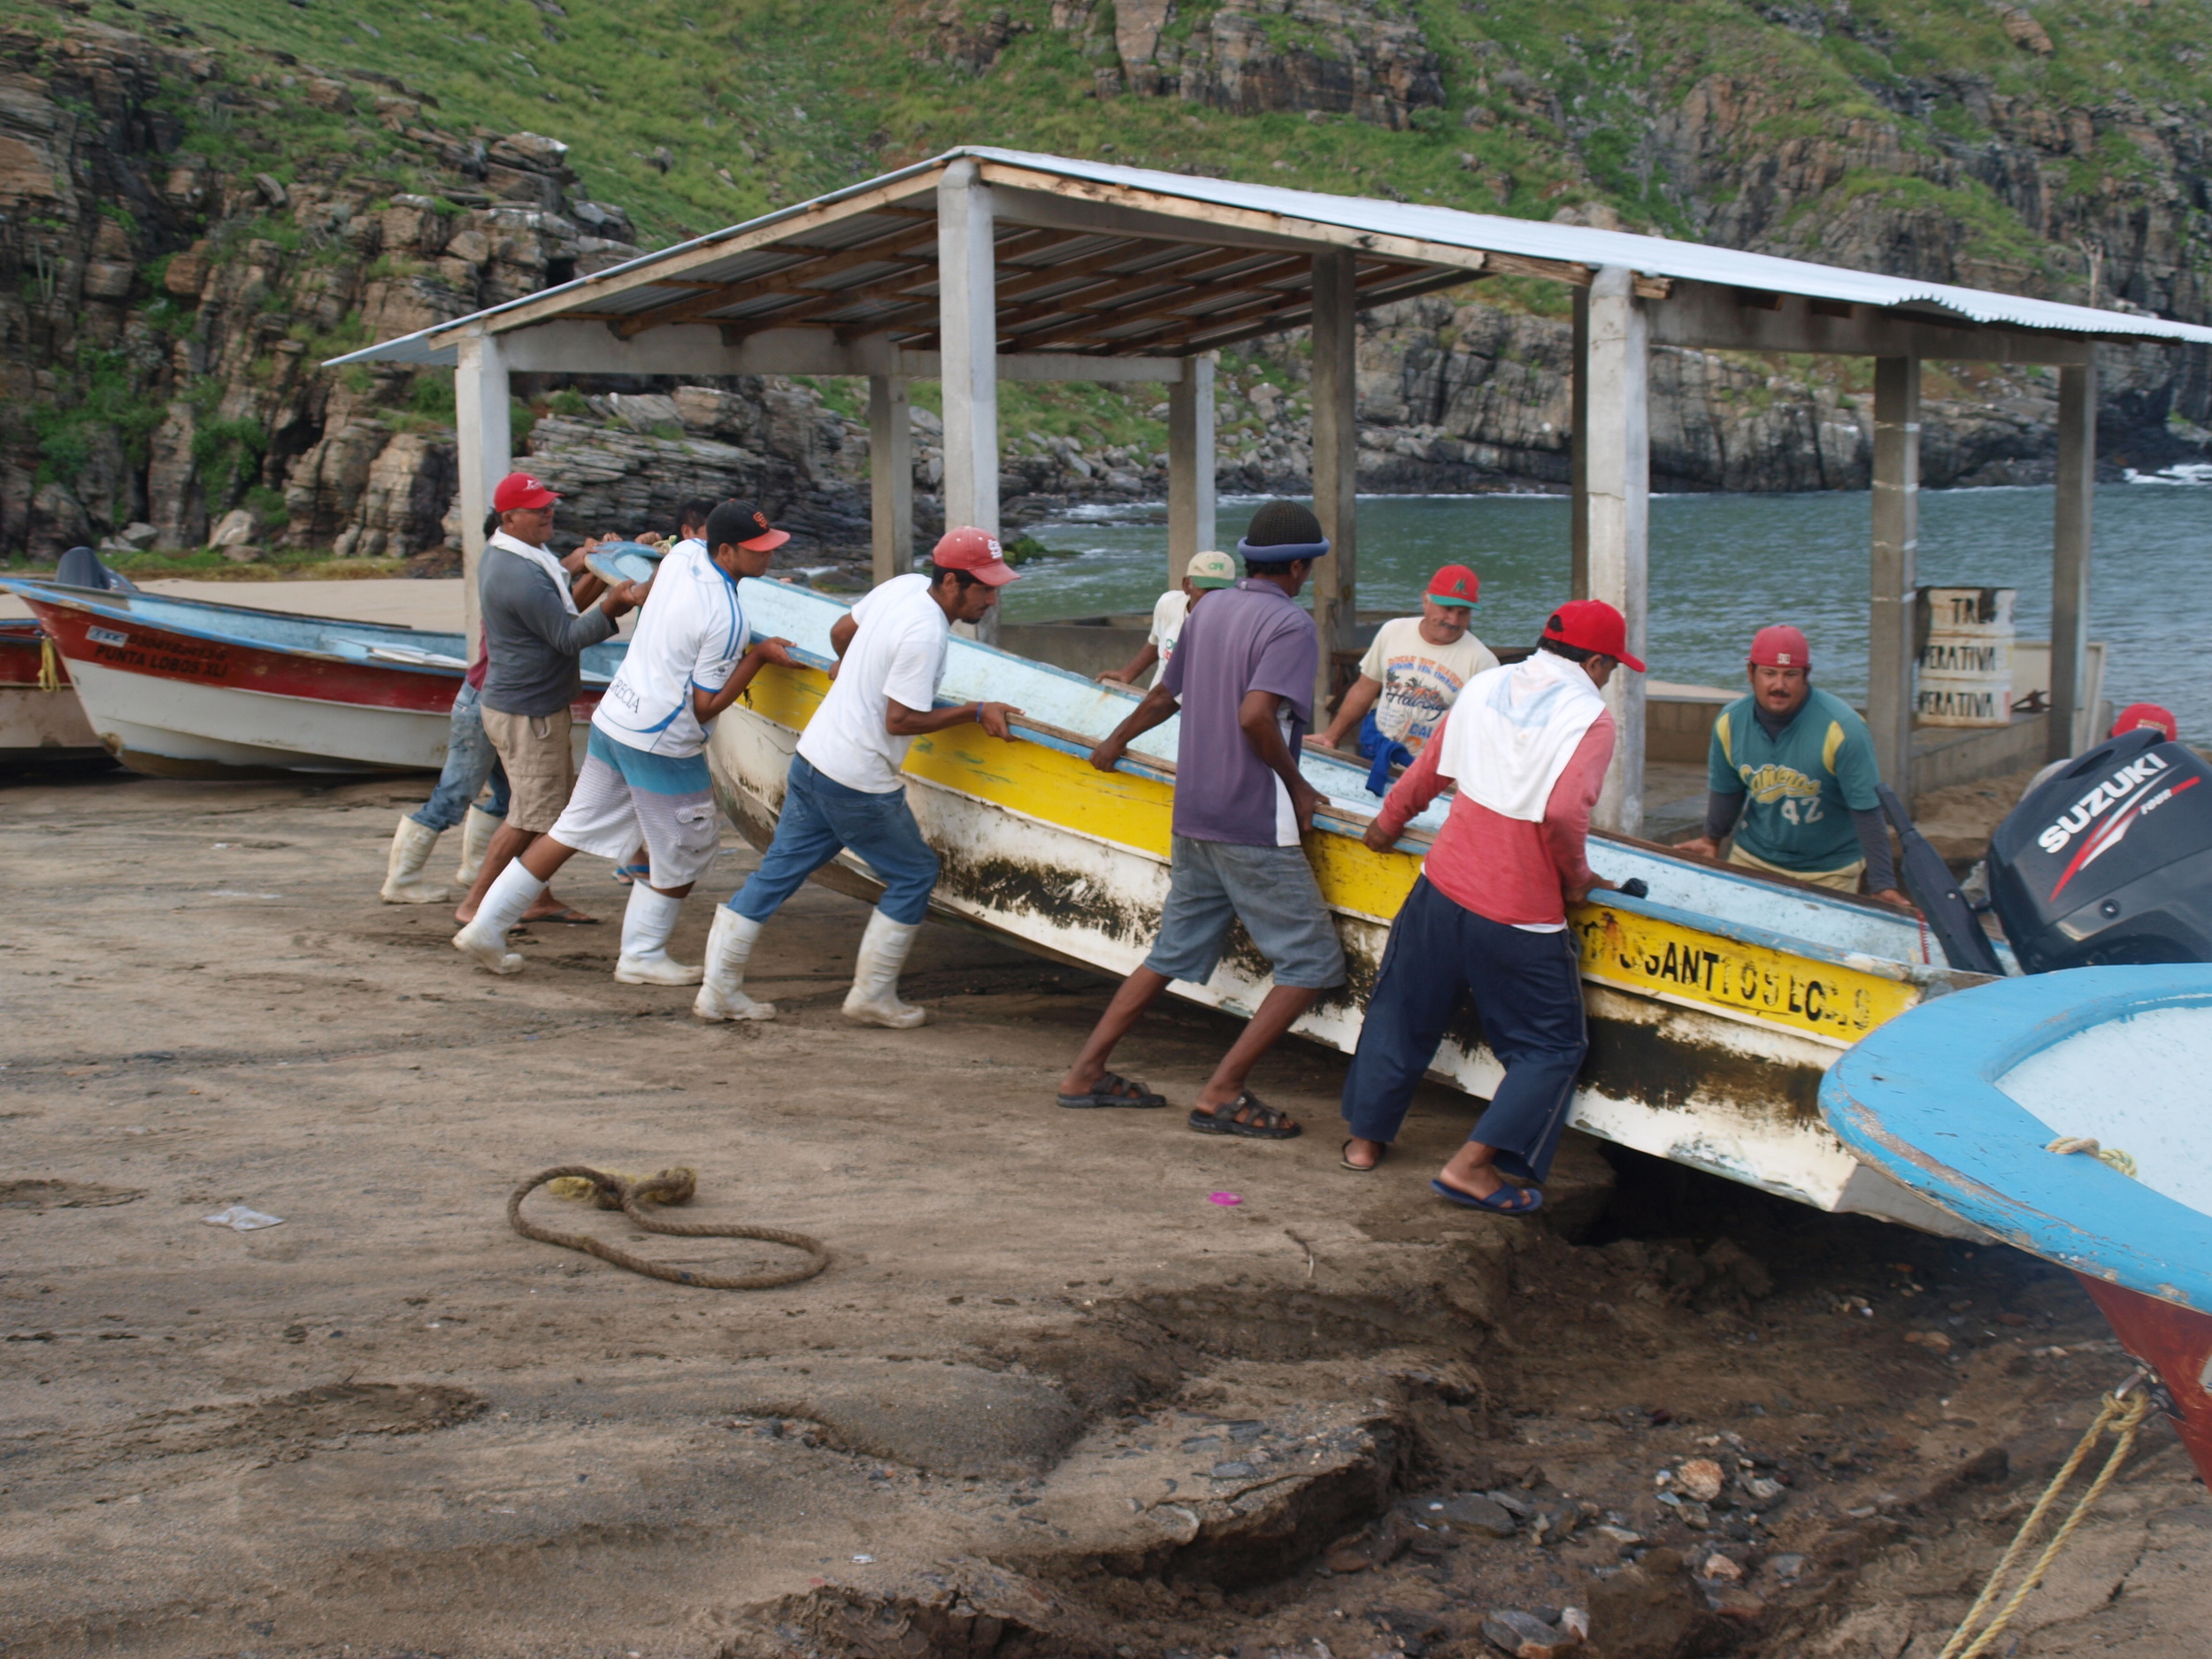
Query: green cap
xmin=1186 ymin=549 xmax=1237 ymax=589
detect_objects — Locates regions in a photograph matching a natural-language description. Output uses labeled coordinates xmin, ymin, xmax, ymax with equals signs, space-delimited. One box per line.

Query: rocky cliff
xmin=2 ymin=6 xmax=2209 ymax=572
xmin=0 ymin=20 xmax=881 ymax=565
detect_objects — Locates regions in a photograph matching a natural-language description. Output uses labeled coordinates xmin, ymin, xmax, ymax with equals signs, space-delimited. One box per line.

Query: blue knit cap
xmin=1238 ymin=500 xmax=1330 ymax=565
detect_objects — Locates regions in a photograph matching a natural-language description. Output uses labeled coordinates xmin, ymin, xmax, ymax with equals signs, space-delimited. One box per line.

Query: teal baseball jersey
xmin=1708 ymin=687 xmax=1881 ymax=873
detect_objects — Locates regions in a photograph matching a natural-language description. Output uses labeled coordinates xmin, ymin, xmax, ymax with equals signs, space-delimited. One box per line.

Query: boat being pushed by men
xmin=710 ymin=575 xmax=2009 ymax=1235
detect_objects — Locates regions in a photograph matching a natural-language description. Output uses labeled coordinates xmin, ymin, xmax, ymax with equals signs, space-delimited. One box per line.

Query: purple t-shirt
xmin=1160 ymin=578 xmax=1319 ymax=846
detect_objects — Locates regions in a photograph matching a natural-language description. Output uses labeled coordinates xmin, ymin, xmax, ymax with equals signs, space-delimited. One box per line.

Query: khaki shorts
xmin=1726 ymin=841 xmax=1864 ymax=893
xmin=480 ymin=706 xmax=574 ymax=833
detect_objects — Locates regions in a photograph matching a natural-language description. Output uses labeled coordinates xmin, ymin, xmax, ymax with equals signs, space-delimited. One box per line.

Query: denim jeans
xmin=410 ymin=680 xmax=511 ymax=833
xmin=729 ymin=753 xmax=941 ymax=926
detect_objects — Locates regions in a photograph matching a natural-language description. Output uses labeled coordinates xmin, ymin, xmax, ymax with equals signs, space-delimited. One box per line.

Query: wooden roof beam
xmin=614 ymin=220 xmax=949 ymax=338
xmin=1018 ymin=255 xmax=1423 ymax=350
xmin=998 ymin=238 xmax=1293 ymax=299
xmin=995 ymin=258 xmax=1324 ymax=354
xmin=712 ymin=227 xmax=1084 ymax=342
xmin=879 ymin=250 xmax=1330 ymax=354
xmin=1180 ymin=266 xmax=1490 ymax=352
xmin=468 ymin=169 xmax=945 ymax=340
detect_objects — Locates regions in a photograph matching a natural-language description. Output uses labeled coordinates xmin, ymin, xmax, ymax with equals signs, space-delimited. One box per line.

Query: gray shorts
xmin=1144 ymin=836 xmax=1347 ymax=991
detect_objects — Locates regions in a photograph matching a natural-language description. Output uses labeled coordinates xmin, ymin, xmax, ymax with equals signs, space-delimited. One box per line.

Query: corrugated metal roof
xmin=331 ymin=145 xmax=2212 ymax=368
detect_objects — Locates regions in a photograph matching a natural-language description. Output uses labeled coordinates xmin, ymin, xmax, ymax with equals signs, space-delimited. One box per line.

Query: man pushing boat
xmin=451 ymin=472 xmax=648 ymax=927
xmin=1055 ymin=501 xmax=1348 ymax=1140
xmin=1339 ymin=601 xmax=1639 ymax=1212
xmin=1095 ymin=549 xmax=1240 ymax=688
xmin=1675 ymin=625 xmax=1907 ymax=904
xmin=690 ymin=527 xmax=1024 ymax=1028
xmin=453 ymin=500 xmax=799 ymax=979
xmin=1306 ymin=562 xmax=1497 ymax=795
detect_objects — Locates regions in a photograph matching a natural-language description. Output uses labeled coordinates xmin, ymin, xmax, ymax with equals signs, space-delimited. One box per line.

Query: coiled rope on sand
xmin=506 ymin=1164 xmax=830 ymax=1289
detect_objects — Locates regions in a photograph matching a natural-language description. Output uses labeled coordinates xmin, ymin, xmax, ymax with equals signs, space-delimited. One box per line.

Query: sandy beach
xmin=0 ymin=764 xmax=2203 ymax=1658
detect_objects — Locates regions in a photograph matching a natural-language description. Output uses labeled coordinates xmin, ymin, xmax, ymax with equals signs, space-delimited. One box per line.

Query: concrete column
xmin=937 ymin=157 xmax=1001 ymax=641
xmin=1309 ymin=250 xmax=1359 ymax=717
xmin=453 ymin=329 xmax=512 ymax=653
xmin=2049 ymin=363 xmax=2098 ymax=762
xmin=1166 ymin=352 xmax=1217 ymax=588
xmin=1581 ymin=266 xmax=1648 ymax=836
xmin=1868 ymin=354 xmax=1921 ymax=789
xmin=869 ymin=373 xmax=914 ymax=587
xmin=1570 ymin=286 xmax=1591 ymax=600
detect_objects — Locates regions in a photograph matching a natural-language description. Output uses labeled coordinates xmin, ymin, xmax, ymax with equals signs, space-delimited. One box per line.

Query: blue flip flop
xmin=611 ymin=862 xmax=649 ymax=886
xmin=1431 ymin=1176 xmax=1544 ymax=1216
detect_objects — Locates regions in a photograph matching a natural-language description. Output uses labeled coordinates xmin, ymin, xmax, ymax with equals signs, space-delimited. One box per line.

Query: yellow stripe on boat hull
xmin=742 ymin=661 xmax=1919 ymax=1048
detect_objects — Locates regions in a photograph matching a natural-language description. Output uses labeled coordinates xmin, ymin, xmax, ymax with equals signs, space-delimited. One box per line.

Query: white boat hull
xmin=710 ymin=686 xmax=1979 ymax=1236
xmin=0 ymin=682 xmax=103 ymax=763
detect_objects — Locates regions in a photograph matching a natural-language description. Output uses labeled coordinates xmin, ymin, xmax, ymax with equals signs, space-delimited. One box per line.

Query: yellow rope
xmin=1937 ymin=1385 xmax=2154 ymax=1659
xmin=2047 ymin=1136 xmax=2139 ymax=1179
xmin=37 ymin=634 xmax=61 ymax=693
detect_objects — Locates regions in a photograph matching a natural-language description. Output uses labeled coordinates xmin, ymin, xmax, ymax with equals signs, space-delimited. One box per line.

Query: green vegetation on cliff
xmin=0 ymin=0 xmax=2205 ymax=563
xmin=15 ymin=0 xmax=2212 ymax=304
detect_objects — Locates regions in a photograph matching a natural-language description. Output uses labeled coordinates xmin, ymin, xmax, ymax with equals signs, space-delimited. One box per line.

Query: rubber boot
xmin=451 ymin=861 xmax=545 ymax=974
xmin=841 ymin=908 xmax=927 ymax=1028
xmin=693 ymin=906 xmax=776 ymax=1021
xmin=380 ymin=814 xmax=450 ymax=904
xmin=453 ymin=803 xmax=501 ymax=888
xmin=614 ymin=885 xmax=702 ymax=986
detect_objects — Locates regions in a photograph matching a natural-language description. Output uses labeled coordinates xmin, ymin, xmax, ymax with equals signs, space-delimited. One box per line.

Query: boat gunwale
xmin=1821 ymin=968 xmax=2212 ymax=1313
xmin=765 ymin=603 xmax=1978 ymax=990
xmin=2 ymin=579 xmax=618 ymax=687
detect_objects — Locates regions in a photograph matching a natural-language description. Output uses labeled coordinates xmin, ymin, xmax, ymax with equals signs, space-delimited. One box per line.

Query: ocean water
xmin=1003 ymin=483 xmax=2212 ymax=731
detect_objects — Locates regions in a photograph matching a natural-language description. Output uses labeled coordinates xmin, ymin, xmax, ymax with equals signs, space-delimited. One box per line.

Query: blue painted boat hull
xmin=1822 ymin=966 xmax=2212 ymax=1480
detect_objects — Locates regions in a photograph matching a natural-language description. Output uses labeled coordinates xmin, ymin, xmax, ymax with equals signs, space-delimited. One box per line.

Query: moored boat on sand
xmin=0 ymin=617 xmax=106 ymax=768
xmin=1822 ymin=967 xmax=2212 ymax=1484
xmin=2 ymin=579 xmax=624 ymax=777
xmin=710 ymin=576 xmax=2002 ymax=1234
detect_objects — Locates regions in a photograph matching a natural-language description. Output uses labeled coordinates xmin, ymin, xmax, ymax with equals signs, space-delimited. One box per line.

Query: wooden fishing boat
xmin=1822 ymin=968 xmax=2212 ymax=1484
xmin=0 ymin=579 xmax=624 ymax=778
xmin=710 ymin=577 xmax=1999 ymax=1233
xmin=0 ymin=617 xmax=107 ymax=768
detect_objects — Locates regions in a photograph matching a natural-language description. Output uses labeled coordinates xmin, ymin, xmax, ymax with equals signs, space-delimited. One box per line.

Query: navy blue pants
xmin=1340 ymin=876 xmax=1587 ymax=1184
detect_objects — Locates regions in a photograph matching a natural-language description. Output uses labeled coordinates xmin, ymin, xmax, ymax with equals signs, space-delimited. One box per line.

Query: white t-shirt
xmin=590 ymin=540 xmax=746 ymax=758
xmin=798 ymin=572 xmax=951 ymax=794
xmin=1357 ymin=615 xmax=1499 ymax=752
xmin=1145 ymin=588 xmax=1192 ymax=687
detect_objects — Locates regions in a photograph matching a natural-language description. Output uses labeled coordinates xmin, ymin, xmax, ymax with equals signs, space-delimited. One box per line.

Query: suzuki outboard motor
xmin=1985 ymin=728 xmax=2212 ymax=972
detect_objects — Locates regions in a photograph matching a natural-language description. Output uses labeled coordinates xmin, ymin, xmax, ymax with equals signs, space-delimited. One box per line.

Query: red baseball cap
xmin=1541 ymin=600 xmax=1645 ymax=672
xmin=930 ymin=526 xmax=1019 ymax=587
xmin=1749 ymin=625 xmax=1810 ymax=668
xmin=1426 ymin=564 xmax=1479 ymax=606
xmin=493 ymin=472 xmax=559 ymax=512
xmin=2112 ymin=702 xmax=2178 ymax=742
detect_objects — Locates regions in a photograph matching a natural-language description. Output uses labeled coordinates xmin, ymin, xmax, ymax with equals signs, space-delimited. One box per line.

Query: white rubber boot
xmin=614 ymin=885 xmax=702 ymax=986
xmin=841 ymin=908 xmax=928 ymax=1029
xmin=451 ymin=861 xmax=545 ymax=974
xmin=692 ymin=906 xmax=776 ymax=1022
xmin=380 ymin=815 xmax=450 ymax=904
xmin=453 ymin=803 xmax=501 ymax=887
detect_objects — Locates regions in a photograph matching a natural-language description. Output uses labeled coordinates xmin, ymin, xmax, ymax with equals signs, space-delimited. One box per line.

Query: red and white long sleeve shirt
xmin=1371 ymin=709 xmax=1616 ymax=928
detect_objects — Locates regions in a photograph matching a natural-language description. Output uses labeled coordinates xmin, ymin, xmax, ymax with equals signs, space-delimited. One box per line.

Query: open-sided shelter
xmin=333 ymin=147 xmax=2212 ymax=833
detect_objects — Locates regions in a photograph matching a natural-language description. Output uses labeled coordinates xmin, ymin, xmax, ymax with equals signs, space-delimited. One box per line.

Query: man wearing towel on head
xmin=1339 ymin=600 xmax=1641 ymax=1212
xmin=451 ymin=500 xmax=799 ymax=979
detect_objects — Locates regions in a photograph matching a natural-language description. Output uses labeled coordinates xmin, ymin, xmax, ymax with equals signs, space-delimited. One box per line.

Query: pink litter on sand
xmin=1208 ymin=1192 xmax=1242 ymax=1206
